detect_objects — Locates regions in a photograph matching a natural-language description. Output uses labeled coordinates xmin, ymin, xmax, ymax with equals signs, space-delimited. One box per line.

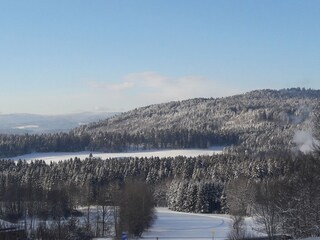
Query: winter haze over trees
xmin=0 ymin=112 xmax=117 ymax=134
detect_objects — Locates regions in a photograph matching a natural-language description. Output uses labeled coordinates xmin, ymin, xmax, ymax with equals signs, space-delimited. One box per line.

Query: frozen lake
xmin=8 ymin=147 xmax=224 ymax=164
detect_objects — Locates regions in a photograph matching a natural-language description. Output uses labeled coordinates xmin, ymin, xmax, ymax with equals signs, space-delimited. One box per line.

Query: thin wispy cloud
xmin=88 ymin=80 xmax=135 ymax=91
xmin=88 ymin=71 xmax=241 ymax=110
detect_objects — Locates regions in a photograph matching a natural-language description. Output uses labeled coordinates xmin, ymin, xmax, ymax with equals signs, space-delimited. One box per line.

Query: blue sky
xmin=1 ymin=0 xmax=319 ymax=114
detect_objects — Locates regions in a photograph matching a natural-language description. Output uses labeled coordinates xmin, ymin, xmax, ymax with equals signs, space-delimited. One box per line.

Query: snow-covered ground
xmin=8 ymin=147 xmax=224 ymax=164
xmin=89 ymin=207 xmax=262 ymax=240
xmin=142 ymin=208 xmax=260 ymax=240
xmin=1 ymin=207 xmax=263 ymax=240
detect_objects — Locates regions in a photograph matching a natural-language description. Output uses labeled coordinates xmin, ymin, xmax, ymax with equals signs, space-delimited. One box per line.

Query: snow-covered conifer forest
xmin=1 ymin=88 xmax=320 ymax=239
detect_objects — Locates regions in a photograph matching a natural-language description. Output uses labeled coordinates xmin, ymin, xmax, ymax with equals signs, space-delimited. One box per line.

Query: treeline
xmin=0 ymin=152 xmax=282 ymax=222
xmin=167 ymin=180 xmax=223 ymax=213
xmin=83 ymin=129 xmax=238 ymax=151
xmin=0 ymin=129 xmax=238 ymax=158
xmin=0 ymin=133 xmax=90 ymax=158
xmin=2 ymin=149 xmax=319 ymax=238
xmin=0 ymin=164 xmax=155 ymax=239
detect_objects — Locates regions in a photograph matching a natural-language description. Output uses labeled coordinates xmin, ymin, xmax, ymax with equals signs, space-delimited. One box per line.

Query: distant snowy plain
xmin=9 ymin=147 xmax=224 ymax=164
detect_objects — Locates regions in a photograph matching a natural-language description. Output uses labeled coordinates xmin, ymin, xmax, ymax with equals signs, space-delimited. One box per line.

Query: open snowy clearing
xmin=1 ymin=207 xmax=264 ymax=240
xmin=142 ymin=208 xmax=260 ymax=240
xmin=8 ymin=147 xmax=224 ymax=164
xmin=90 ymin=207 xmax=262 ymax=240
xmin=143 ymin=208 xmax=232 ymax=240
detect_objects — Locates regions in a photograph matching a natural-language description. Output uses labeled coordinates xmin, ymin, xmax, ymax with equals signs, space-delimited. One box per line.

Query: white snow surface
xmin=143 ymin=208 xmax=260 ymax=240
xmin=8 ymin=147 xmax=223 ymax=164
xmin=13 ymin=124 xmax=40 ymax=129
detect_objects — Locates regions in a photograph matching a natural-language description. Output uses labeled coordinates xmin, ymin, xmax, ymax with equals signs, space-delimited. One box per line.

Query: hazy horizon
xmin=1 ymin=87 xmax=318 ymax=116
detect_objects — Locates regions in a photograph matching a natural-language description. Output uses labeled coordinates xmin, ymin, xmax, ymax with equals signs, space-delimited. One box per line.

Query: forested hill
xmin=0 ymin=88 xmax=319 ymax=157
xmin=72 ymin=88 xmax=320 ymax=153
xmin=77 ymin=88 xmax=320 ymax=134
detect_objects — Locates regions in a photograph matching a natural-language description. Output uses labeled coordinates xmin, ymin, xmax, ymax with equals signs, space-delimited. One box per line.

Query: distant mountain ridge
xmin=0 ymin=112 xmax=118 ymax=134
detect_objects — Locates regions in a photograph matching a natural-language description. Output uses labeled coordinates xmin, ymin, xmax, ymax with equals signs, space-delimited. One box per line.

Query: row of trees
xmin=167 ymin=180 xmax=223 ymax=213
xmin=0 ymin=133 xmax=90 ymax=158
xmin=0 ymin=129 xmax=237 ymax=158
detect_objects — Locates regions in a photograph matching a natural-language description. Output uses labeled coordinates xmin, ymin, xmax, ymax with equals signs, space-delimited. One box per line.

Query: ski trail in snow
xmin=157 ymin=219 xmax=225 ymax=231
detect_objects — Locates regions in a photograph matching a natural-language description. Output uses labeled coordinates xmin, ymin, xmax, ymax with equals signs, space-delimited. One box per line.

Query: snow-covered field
xmin=143 ymin=208 xmax=259 ymax=240
xmin=90 ymin=207 xmax=261 ymax=240
xmin=8 ymin=147 xmax=224 ymax=164
xmin=1 ymin=207 xmax=262 ymax=240
xmin=143 ymin=208 xmax=231 ymax=240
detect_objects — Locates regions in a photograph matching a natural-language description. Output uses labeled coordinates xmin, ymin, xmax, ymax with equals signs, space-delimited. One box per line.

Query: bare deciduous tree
xmin=226 ymin=177 xmax=253 ymax=240
xmin=226 ymin=177 xmax=253 ymax=216
xmin=119 ymin=181 xmax=156 ymax=237
xmin=253 ymin=180 xmax=282 ymax=240
xmin=228 ymin=214 xmax=247 ymax=240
